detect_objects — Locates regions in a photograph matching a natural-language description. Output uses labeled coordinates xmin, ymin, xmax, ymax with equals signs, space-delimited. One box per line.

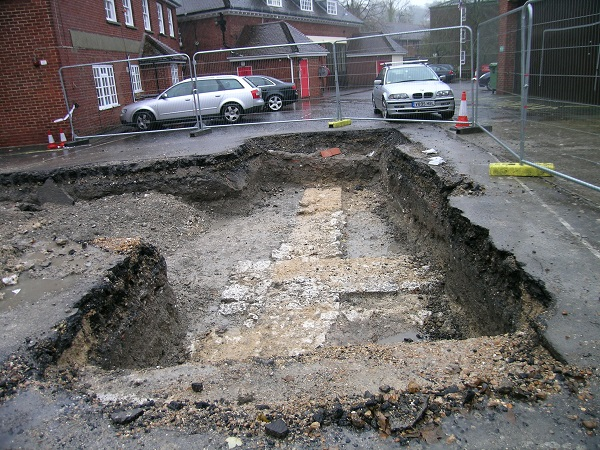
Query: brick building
xmin=0 ymin=0 xmax=182 ymax=148
xmin=177 ymin=0 xmax=362 ymax=97
xmin=345 ymin=34 xmax=407 ymax=87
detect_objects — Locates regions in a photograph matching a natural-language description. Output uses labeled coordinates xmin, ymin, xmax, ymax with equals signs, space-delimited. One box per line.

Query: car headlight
xmin=436 ymin=90 xmax=453 ymax=97
xmin=388 ymin=93 xmax=409 ymax=100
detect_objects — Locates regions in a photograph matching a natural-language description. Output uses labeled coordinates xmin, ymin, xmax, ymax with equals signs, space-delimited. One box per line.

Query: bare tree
xmin=342 ymin=0 xmax=378 ymax=25
xmin=381 ymin=0 xmax=412 ymax=23
xmin=341 ymin=0 xmax=417 ymax=30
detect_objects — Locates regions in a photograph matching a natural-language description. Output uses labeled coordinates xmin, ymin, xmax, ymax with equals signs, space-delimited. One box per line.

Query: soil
xmin=0 ymin=129 xmax=597 ymax=448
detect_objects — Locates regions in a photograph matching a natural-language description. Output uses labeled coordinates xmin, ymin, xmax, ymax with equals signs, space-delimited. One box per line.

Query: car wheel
xmin=133 ymin=110 xmax=156 ymax=131
xmin=221 ymin=103 xmax=243 ymax=124
xmin=382 ymin=98 xmax=389 ymax=119
xmin=266 ymin=94 xmax=284 ymax=112
xmin=372 ymin=95 xmax=380 ymax=114
xmin=440 ymin=111 xmax=454 ymax=120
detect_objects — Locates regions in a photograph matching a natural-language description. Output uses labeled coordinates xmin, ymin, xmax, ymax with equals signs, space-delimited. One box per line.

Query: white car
xmin=121 ymin=75 xmax=264 ymax=130
xmin=372 ymin=62 xmax=455 ymax=120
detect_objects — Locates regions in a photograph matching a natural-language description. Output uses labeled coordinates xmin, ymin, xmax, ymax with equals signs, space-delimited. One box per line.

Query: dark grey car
xmin=429 ymin=64 xmax=455 ymax=83
xmin=244 ymin=75 xmax=299 ymax=112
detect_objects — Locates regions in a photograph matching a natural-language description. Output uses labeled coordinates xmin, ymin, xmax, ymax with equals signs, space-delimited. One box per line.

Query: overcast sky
xmin=409 ymin=0 xmax=435 ymax=7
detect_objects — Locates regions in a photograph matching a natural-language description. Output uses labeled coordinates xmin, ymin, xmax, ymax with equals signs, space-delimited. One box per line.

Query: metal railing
xmin=55 ymin=12 xmax=598 ymax=194
xmin=58 ymin=54 xmax=195 ymax=140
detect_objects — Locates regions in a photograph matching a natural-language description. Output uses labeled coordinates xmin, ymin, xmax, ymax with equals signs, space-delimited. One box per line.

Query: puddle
xmin=0 ymin=273 xmax=79 ymax=313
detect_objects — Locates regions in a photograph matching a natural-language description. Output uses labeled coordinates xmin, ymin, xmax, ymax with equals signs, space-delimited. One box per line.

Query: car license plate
xmin=412 ymin=101 xmax=435 ymax=107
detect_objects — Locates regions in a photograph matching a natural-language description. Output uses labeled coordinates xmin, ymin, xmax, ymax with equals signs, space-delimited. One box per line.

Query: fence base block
xmin=190 ymin=127 xmax=212 ymax=137
xmin=328 ymin=119 xmax=352 ymax=128
xmin=65 ymin=139 xmax=90 ymax=147
xmin=489 ymin=162 xmax=555 ymax=177
xmin=453 ymin=125 xmax=492 ymax=134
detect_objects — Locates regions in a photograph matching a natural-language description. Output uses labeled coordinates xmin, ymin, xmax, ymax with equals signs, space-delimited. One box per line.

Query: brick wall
xmin=0 ymin=0 xmax=64 ymax=148
xmin=497 ymin=1 xmax=520 ymax=94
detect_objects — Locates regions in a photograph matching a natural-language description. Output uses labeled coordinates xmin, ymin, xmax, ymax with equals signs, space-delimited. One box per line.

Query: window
xmin=93 ymin=65 xmax=119 ymax=110
xmin=123 ymin=0 xmax=134 ymax=26
xmin=105 ymin=0 xmax=117 ymax=21
xmin=246 ymin=76 xmax=275 ymax=87
xmin=300 ymin=0 xmax=312 ymax=11
xmin=266 ymin=0 xmax=282 ymax=6
xmin=166 ymin=81 xmax=193 ymax=98
xmin=170 ymin=64 xmax=179 ymax=84
xmin=218 ymin=79 xmax=244 ymax=91
xmin=157 ymin=3 xmax=165 ymax=34
xmin=142 ymin=0 xmax=151 ymax=31
xmin=130 ymin=64 xmax=142 ymax=93
xmin=327 ymin=0 xmax=337 ymax=15
xmin=197 ymin=79 xmax=220 ymax=94
xmin=167 ymin=8 xmax=175 ymax=37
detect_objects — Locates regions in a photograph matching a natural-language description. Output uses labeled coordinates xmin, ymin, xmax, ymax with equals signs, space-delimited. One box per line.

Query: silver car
xmin=372 ymin=62 xmax=455 ymax=120
xmin=121 ymin=75 xmax=264 ymax=130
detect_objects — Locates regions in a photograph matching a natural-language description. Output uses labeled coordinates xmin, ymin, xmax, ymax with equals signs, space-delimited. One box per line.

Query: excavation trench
xmin=0 ymin=128 xmax=557 ymax=439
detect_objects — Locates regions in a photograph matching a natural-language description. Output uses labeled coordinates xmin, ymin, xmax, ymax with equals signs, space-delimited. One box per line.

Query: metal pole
xmin=459 ymin=4 xmax=464 ymax=81
xmin=519 ymin=3 xmax=534 ymax=162
xmin=333 ymin=42 xmax=342 ymax=121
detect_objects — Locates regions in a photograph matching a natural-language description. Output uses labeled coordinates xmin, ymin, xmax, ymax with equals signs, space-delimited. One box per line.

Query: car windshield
xmin=386 ymin=66 xmax=437 ymax=84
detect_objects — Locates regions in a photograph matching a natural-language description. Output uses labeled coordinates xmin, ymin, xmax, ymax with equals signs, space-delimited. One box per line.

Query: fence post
xmin=519 ymin=3 xmax=534 ymax=161
xmin=333 ymin=41 xmax=342 ymax=122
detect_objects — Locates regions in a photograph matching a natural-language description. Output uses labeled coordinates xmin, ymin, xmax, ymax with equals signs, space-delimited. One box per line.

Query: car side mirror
xmin=160 ymin=93 xmax=168 ymax=99
xmin=374 ymin=79 xmax=382 ymax=86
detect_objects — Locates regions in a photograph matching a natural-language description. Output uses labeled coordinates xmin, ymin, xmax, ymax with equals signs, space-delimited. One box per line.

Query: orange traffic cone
xmin=47 ymin=130 xmax=58 ymax=149
xmin=455 ymin=91 xmax=469 ymax=128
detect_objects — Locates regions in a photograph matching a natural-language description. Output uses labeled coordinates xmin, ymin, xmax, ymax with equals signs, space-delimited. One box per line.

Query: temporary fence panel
xmin=476 ymin=0 xmax=600 ymax=192
xmin=192 ymin=41 xmax=333 ymax=127
xmin=57 ymin=28 xmax=474 ymax=140
xmin=58 ymin=54 xmax=194 ymax=140
xmin=334 ymin=27 xmax=474 ymax=125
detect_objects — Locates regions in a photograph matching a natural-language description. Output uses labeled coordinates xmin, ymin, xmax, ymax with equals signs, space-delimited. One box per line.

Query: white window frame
xmin=167 ymin=8 xmax=175 ymax=37
xmin=93 ymin=65 xmax=119 ymax=110
xmin=142 ymin=0 xmax=151 ymax=31
xmin=300 ymin=0 xmax=313 ymax=11
xmin=266 ymin=0 xmax=282 ymax=6
xmin=327 ymin=0 xmax=337 ymax=15
xmin=130 ymin=64 xmax=143 ymax=93
xmin=171 ymin=64 xmax=179 ymax=84
xmin=157 ymin=3 xmax=165 ymax=35
xmin=122 ymin=0 xmax=134 ymax=26
xmin=105 ymin=0 xmax=117 ymax=21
